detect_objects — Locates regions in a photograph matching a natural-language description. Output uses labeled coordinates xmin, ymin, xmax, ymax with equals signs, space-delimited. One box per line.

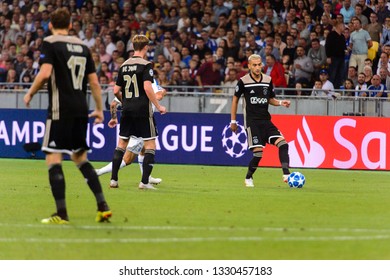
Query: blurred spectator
xmin=376 ymin=52 xmax=390 ymax=75
xmin=376 ymin=0 xmax=390 ymax=25
xmin=83 ymin=28 xmax=96 ymax=48
xmin=1 ymin=69 xmax=19 ymax=90
xmin=308 ymin=38 xmax=327 ymax=79
xmin=380 ymin=16 xmax=390 ymax=46
xmin=192 ymin=37 xmax=212 ymax=62
xmin=340 ymin=78 xmax=355 ymax=96
xmin=162 ymin=7 xmax=179 ymax=33
xmin=355 ymin=72 xmax=368 ymax=97
xmin=355 ymin=4 xmax=369 ymax=28
xmin=340 ymin=0 xmax=355 ymax=24
xmin=195 ymin=54 xmax=223 ymax=89
xmin=177 ymin=67 xmax=197 ymax=92
xmin=366 ymin=12 xmax=382 ymax=44
xmin=222 ymin=68 xmax=238 ymax=95
xmin=366 ymin=74 xmax=387 ymax=97
xmin=359 ymin=0 xmax=374 ymax=22
xmin=308 ymin=0 xmax=324 ymax=23
xmin=326 ymin=22 xmax=346 ymax=89
xmin=378 ymin=67 xmax=390 ymax=89
xmin=348 ymin=66 xmax=359 ymax=86
xmin=292 ymin=46 xmax=314 ymax=88
xmin=363 ymin=65 xmax=373 ymax=86
xmin=311 ymin=79 xmax=325 ymax=97
xmin=0 ymin=18 xmax=17 ymax=45
xmin=17 ymin=56 xmax=34 ymax=82
xmin=349 ymin=18 xmax=372 ymax=74
xmin=98 ymin=42 xmax=111 ymax=63
xmin=319 ymin=69 xmax=337 ymax=98
xmin=263 ymin=54 xmax=287 ymax=88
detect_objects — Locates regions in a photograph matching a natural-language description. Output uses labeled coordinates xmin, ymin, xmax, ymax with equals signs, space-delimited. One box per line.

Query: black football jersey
xmin=115 ymin=56 xmax=154 ymax=117
xmin=40 ymin=35 xmax=96 ymax=119
xmin=234 ymin=72 xmax=275 ymax=121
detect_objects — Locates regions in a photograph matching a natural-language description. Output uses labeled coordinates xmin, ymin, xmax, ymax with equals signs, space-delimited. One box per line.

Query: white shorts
xmin=126 ymin=136 xmax=144 ymax=154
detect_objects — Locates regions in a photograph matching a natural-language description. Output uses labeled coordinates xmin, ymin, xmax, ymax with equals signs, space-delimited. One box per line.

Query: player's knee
xmin=276 ymin=139 xmax=288 ymax=149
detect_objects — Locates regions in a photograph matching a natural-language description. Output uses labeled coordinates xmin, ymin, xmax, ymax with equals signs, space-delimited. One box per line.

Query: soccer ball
xmin=287 ymin=172 xmax=305 ymax=188
xmin=221 ymin=123 xmax=248 ymax=158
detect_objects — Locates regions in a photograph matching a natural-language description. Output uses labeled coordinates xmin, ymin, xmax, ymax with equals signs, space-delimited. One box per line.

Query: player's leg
xmin=244 ymin=122 xmax=264 ymax=187
xmin=110 ymin=137 xmax=128 ymax=188
xmin=139 ymin=139 xmax=157 ymax=189
xmin=72 ymin=150 xmax=111 ymax=222
xmin=274 ymin=137 xmax=290 ymax=182
xmin=95 ymin=150 xmax=136 ymax=176
xmin=138 ymin=147 xmax=145 ymax=175
xmin=245 ymin=148 xmax=263 ymax=187
xmin=42 ymin=152 xmax=69 ymax=224
xmin=138 ymin=147 xmax=162 ymax=184
xmin=41 ymin=119 xmax=70 ymax=224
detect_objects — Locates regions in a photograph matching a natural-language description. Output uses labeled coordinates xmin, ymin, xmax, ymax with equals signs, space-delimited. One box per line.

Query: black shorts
xmin=42 ymin=117 xmax=89 ymax=155
xmin=245 ymin=119 xmax=283 ymax=149
xmin=119 ymin=114 xmax=158 ymax=140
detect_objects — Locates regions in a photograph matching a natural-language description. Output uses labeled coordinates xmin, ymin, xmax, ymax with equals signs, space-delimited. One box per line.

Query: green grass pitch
xmin=0 ymin=158 xmax=390 ymax=260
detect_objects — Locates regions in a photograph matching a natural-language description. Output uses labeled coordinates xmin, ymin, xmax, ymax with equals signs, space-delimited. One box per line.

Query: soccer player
xmin=95 ymin=80 xmax=166 ymax=185
xmin=230 ymin=54 xmax=291 ymax=188
xmin=110 ymin=34 xmax=167 ymax=190
xmin=23 ymin=8 xmax=111 ymax=224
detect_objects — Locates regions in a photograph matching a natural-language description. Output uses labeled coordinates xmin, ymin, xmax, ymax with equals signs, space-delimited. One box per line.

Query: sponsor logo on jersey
xmin=250 ymin=97 xmax=268 ymax=104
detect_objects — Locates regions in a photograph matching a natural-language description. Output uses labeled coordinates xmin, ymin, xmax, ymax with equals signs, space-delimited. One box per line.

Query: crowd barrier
xmin=1 ymin=85 xmax=389 ymax=117
xmin=0 ymin=109 xmax=389 ymax=170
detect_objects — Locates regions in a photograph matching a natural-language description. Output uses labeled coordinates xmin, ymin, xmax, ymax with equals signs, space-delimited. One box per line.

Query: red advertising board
xmin=261 ymin=115 xmax=389 ymax=170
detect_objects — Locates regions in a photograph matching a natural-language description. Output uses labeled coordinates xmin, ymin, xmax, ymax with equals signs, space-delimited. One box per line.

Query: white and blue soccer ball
xmin=221 ymin=123 xmax=248 ymax=158
xmin=288 ymin=172 xmax=305 ymax=188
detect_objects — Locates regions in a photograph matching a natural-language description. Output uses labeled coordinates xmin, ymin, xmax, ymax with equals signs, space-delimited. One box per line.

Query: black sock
xmin=111 ymin=147 xmax=125 ymax=181
xmin=278 ymin=143 xmax=290 ymax=175
xmin=48 ymin=164 xmax=68 ymax=220
xmin=246 ymin=151 xmax=262 ymax=179
xmin=142 ymin=149 xmax=155 ymax=184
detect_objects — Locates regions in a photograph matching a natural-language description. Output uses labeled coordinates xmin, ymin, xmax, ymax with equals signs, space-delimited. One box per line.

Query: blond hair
xmin=132 ymin=35 xmax=149 ymax=51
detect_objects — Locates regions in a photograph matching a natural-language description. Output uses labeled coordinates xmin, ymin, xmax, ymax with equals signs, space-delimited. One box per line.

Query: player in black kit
xmin=109 ymin=34 xmax=167 ymax=190
xmin=24 ymin=8 xmax=111 ymax=224
xmin=230 ymin=54 xmax=291 ymax=187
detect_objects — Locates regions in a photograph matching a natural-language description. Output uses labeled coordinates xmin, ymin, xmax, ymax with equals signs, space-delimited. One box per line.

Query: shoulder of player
xmin=44 ymin=35 xmax=84 ymax=45
xmin=121 ymin=57 xmax=152 ymax=68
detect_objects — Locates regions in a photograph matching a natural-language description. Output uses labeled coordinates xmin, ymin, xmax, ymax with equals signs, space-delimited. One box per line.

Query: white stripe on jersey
xmin=244 ymin=83 xmax=270 ymax=88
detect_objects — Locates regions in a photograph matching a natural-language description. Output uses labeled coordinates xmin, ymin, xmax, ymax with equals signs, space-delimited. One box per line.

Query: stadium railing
xmin=1 ymin=83 xmax=389 ymax=117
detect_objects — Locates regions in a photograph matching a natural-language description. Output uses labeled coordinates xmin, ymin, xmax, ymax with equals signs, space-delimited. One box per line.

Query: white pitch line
xmin=1 ymin=223 xmax=390 ymax=234
xmin=0 ymin=235 xmax=390 ymax=244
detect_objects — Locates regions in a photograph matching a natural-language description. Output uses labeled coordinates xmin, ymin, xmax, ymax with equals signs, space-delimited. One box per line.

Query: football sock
xmin=111 ymin=147 xmax=125 ymax=181
xmin=138 ymin=154 xmax=144 ymax=175
xmin=78 ymin=161 xmax=106 ymax=205
xmin=141 ymin=150 xmax=155 ymax=184
xmin=98 ymin=160 xmax=126 ymax=175
xmin=246 ymin=151 xmax=262 ymax=179
xmin=48 ymin=164 xmax=68 ymax=220
xmin=277 ymin=141 xmax=290 ymax=175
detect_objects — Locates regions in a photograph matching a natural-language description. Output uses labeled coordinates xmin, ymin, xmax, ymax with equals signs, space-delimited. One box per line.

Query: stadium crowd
xmin=1 ymin=0 xmax=390 ymax=97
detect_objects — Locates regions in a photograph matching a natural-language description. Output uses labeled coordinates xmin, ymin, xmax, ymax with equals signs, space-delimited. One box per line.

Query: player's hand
xmin=158 ymin=105 xmax=167 ymax=115
xmin=230 ymin=123 xmax=238 ymax=133
xmin=89 ymin=110 xmax=104 ymax=124
xmin=24 ymin=92 xmax=33 ymax=108
xmin=281 ymin=100 xmax=291 ymax=108
xmin=108 ymin=118 xmax=118 ymax=128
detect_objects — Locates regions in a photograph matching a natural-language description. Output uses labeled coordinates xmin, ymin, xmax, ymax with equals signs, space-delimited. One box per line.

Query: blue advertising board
xmin=0 ymin=109 xmax=251 ymax=166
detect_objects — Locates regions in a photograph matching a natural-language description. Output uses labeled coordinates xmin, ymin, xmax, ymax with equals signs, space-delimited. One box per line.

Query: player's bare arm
xmin=24 ymin=63 xmax=52 ymax=107
xmin=155 ymin=88 xmax=167 ymax=101
xmin=270 ymin=98 xmax=291 ymax=108
xmin=144 ymin=80 xmax=167 ymax=114
xmin=230 ymin=95 xmax=239 ymax=133
xmin=88 ymin=72 xmax=104 ymax=124
xmin=108 ymin=99 xmax=119 ymax=128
